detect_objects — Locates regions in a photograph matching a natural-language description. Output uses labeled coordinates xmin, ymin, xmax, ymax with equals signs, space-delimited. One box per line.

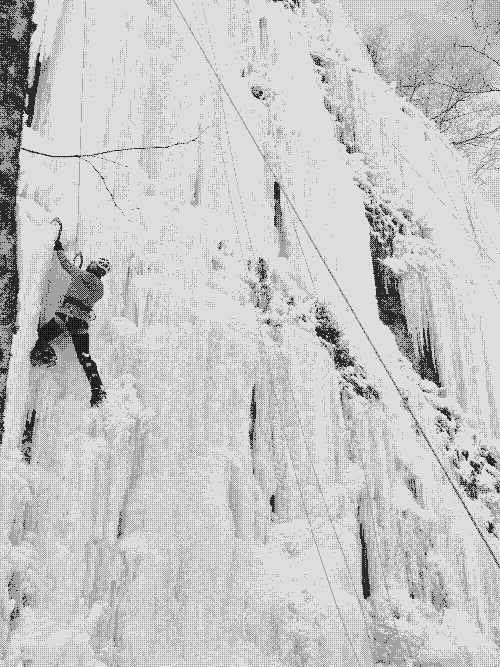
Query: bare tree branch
xmin=456 ymin=44 xmax=500 ymax=69
xmin=430 ymin=96 xmax=467 ymax=123
xmin=362 ymin=8 xmax=500 ymax=175
xmin=451 ymin=124 xmax=500 ymax=146
xmin=20 ymin=126 xmax=209 ymax=159
xmin=429 ymin=77 xmax=500 ymax=96
xmin=80 ymin=158 xmax=124 ymax=213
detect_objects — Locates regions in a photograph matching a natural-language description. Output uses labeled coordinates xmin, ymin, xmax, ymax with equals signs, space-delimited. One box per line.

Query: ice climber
xmin=30 ymin=225 xmax=111 ymax=407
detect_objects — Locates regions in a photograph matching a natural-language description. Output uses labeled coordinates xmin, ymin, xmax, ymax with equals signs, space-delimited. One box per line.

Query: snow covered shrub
xmin=313 ymin=301 xmax=380 ymax=400
xmin=250 ymin=84 xmax=275 ymax=107
xmin=271 ymin=0 xmax=300 ymax=12
xmin=246 ymin=257 xmax=272 ymax=312
xmin=314 ymin=302 xmax=354 ymax=368
xmin=420 ymin=386 xmax=500 ymax=534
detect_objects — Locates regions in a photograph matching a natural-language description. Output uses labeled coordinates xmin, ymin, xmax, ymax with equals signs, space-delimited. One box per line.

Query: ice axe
xmin=50 ymin=218 xmax=83 ymax=267
xmin=50 ymin=217 xmax=63 ymax=246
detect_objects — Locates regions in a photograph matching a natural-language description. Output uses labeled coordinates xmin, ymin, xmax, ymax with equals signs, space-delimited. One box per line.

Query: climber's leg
xmin=30 ymin=318 xmax=63 ymax=367
xmin=69 ymin=321 xmax=106 ymax=406
xmin=38 ymin=317 xmax=64 ymax=342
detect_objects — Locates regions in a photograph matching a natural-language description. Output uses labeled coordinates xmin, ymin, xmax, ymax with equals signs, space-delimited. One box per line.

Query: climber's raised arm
xmin=54 ymin=237 xmax=80 ymax=278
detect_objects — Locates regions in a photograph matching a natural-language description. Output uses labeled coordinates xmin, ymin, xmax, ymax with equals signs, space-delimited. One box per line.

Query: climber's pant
xmin=37 ymin=315 xmax=103 ymax=390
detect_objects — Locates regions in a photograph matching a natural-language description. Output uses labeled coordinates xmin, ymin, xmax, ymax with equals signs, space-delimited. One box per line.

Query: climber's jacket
xmin=56 ymin=250 xmax=104 ymax=322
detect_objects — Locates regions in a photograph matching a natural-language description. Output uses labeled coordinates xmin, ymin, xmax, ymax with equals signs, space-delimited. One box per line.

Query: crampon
xmin=90 ymin=386 xmax=107 ymax=407
xmin=30 ymin=343 xmax=57 ymax=368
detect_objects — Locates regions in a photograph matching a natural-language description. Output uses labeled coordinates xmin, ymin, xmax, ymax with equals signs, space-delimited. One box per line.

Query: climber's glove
xmin=54 ymin=238 xmax=63 ymax=252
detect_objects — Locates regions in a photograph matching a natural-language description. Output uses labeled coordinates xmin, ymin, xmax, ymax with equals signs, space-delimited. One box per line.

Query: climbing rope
xmin=219 ymin=87 xmax=411 ymax=667
xmin=25 ymin=1 xmax=498 ymax=270
xmin=197 ymin=4 xmax=376 ymax=661
xmin=280 ymin=7 xmax=497 ymax=268
xmin=172 ymin=0 xmax=500 ymax=578
xmin=75 ymin=1 xmax=87 ymax=248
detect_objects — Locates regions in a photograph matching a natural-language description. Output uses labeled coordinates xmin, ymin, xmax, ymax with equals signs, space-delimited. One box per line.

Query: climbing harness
xmin=54 ymin=304 xmax=95 ymax=331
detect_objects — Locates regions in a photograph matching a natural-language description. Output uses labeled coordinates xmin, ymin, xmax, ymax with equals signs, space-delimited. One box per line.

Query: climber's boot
xmin=30 ymin=340 xmax=57 ymax=368
xmin=90 ymin=386 xmax=107 ymax=408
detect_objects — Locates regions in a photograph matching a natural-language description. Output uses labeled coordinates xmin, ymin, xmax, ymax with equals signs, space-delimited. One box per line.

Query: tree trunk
xmin=0 ymin=0 xmax=36 ymax=444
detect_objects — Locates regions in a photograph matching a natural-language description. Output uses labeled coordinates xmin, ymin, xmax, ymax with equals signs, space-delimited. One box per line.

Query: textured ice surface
xmin=2 ymin=0 xmax=500 ymax=665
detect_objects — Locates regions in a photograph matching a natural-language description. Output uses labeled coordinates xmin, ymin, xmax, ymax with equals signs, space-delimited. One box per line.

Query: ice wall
xmin=2 ymin=0 xmax=500 ymax=665
xmin=317 ymin=44 xmax=500 ymax=441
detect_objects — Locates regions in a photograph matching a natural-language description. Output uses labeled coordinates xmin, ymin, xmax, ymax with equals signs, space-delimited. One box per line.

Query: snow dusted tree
xmin=364 ymin=1 xmax=500 ymax=178
xmin=0 ymin=0 xmax=36 ymax=443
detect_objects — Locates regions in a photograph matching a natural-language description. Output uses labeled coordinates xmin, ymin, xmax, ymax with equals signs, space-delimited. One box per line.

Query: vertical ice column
xmin=1 ymin=199 xmax=58 ymax=460
xmin=251 ymin=353 xmax=277 ymax=513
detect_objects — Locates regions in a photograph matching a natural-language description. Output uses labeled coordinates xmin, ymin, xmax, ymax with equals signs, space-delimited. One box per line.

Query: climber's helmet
xmin=87 ymin=258 xmax=111 ymax=278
